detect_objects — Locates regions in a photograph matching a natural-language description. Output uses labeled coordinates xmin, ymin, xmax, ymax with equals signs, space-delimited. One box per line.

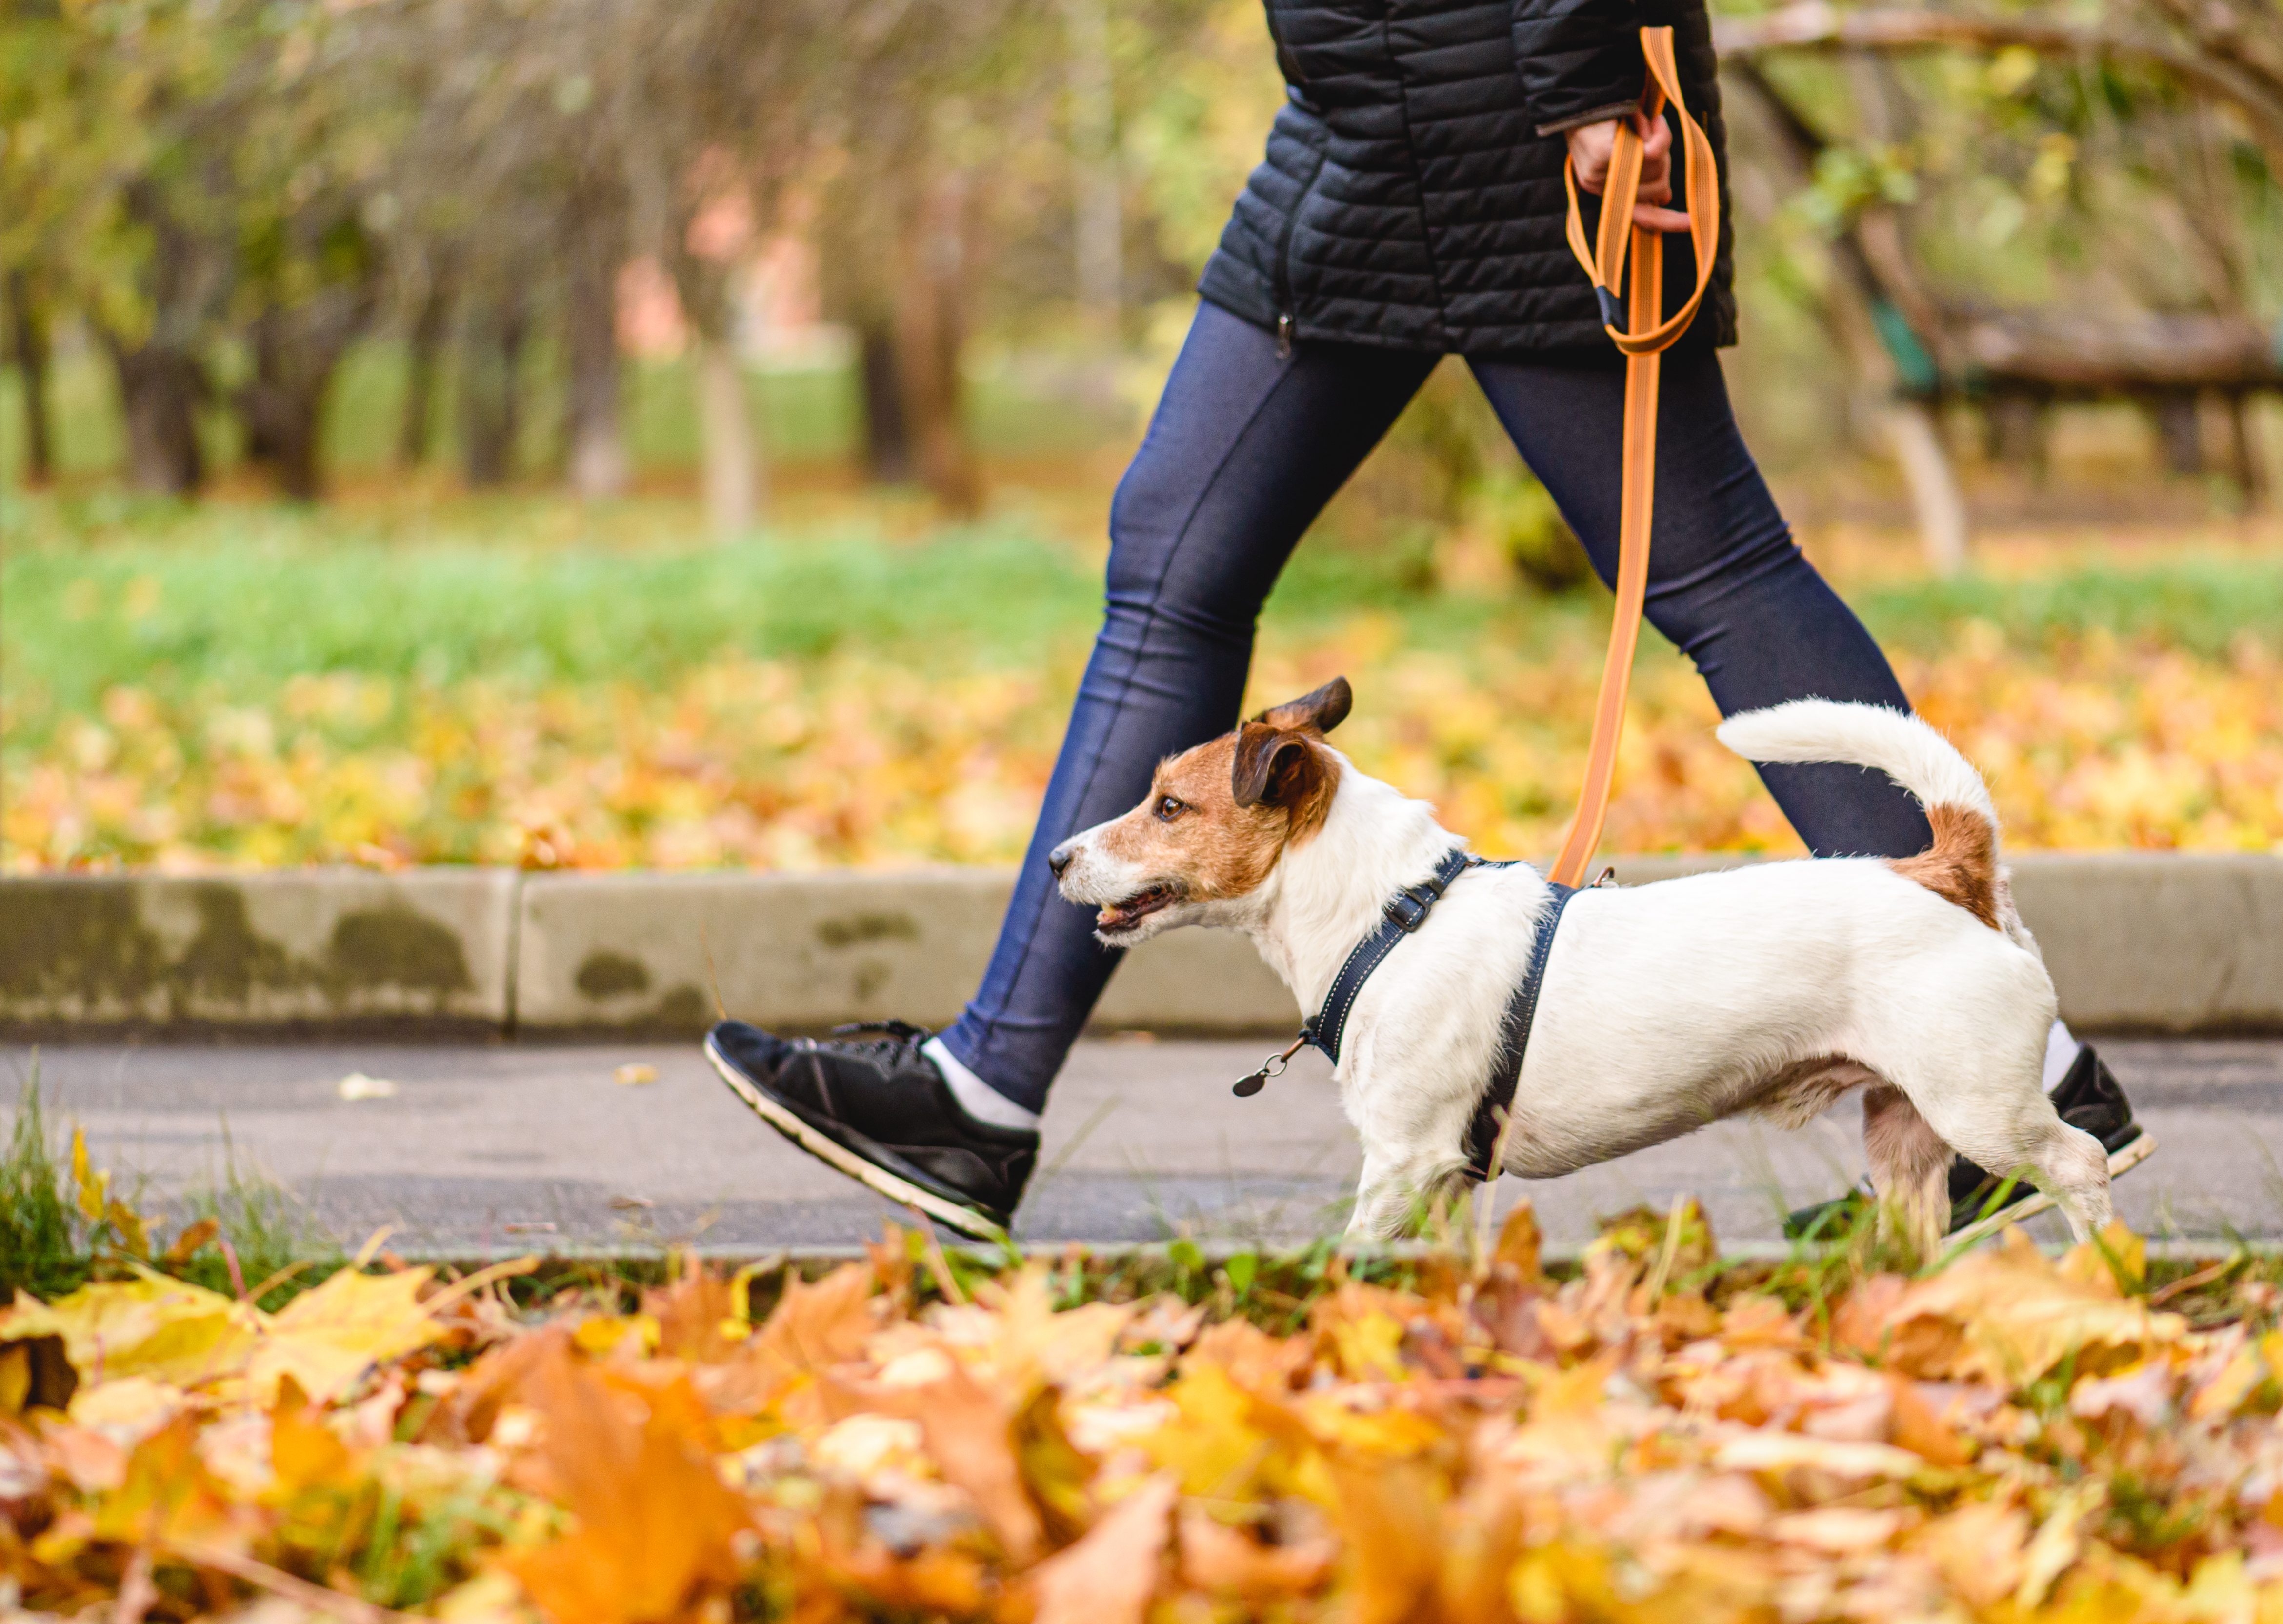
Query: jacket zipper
xmin=1271 ymin=142 xmax=1331 ymax=359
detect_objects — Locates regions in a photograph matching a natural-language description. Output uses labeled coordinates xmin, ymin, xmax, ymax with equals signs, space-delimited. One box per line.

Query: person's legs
xmin=937 ymin=305 xmax=1441 ymax=1113
xmin=1466 ymin=350 xmax=1933 ymax=859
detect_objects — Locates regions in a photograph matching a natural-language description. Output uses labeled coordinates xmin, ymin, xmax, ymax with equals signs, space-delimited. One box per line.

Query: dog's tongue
xmin=1097 ymin=887 xmax=1165 ymax=931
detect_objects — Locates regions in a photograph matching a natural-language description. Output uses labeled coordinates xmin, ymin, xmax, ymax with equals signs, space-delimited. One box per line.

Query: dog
xmin=1049 ymin=677 xmax=2112 ymax=1252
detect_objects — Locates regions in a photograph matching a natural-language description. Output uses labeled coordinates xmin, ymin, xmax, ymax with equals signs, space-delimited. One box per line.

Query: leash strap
xmin=1304 ymin=845 xmax=1474 ymax=1065
xmin=1462 ymin=882 xmax=1577 ymax=1181
xmin=1231 ymin=846 xmax=1474 ymax=1093
xmin=1548 ymin=27 xmax=1722 ymax=888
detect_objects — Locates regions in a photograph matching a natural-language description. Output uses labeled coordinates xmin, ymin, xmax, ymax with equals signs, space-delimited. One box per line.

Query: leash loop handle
xmin=1549 ymin=27 xmax=1721 ymax=889
xmin=1559 ymin=28 xmax=1721 ymax=359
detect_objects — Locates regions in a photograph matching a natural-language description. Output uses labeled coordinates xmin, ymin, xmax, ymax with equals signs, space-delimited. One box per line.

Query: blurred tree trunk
xmin=1063 ymin=0 xmax=1121 ymax=338
xmin=105 ymin=339 xmax=205 ymax=495
xmin=2152 ymin=390 xmax=2204 ymax=475
xmin=234 ymin=283 xmax=376 ymax=502
xmin=234 ymin=315 xmax=327 ymax=501
xmin=2226 ymin=393 xmax=2263 ymax=504
xmin=398 ymin=257 xmax=455 ymax=469
xmin=461 ymin=293 xmax=528 ymax=488
xmin=4 ymin=270 xmax=55 ymax=487
xmin=696 ymin=334 xmax=757 ymax=537
xmin=857 ymin=316 xmax=916 ymax=483
xmin=893 ymin=168 xmax=981 ymax=517
xmin=99 ymin=183 xmax=214 ymax=496
xmin=564 ymin=184 xmax=629 ymax=498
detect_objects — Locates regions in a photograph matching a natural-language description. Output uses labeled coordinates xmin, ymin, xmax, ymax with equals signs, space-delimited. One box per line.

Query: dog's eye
xmin=1155 ymin=795 xmax=1185 ymax=822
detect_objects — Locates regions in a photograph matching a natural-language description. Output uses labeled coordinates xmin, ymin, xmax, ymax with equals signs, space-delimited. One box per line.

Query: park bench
xmin=1876 ymin=301 xmax=2282 ymax=495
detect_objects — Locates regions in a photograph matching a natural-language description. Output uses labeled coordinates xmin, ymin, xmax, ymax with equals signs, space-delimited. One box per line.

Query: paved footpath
xmin=10 ymin=1038 xmax=2282 ymax=1256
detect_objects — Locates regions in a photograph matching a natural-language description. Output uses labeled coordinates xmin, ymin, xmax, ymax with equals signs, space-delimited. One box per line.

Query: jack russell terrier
xmin=1048 ymin=678 xmax=2112 ymax=1253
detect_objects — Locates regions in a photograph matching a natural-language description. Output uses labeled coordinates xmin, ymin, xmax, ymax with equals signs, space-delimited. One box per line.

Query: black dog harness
xmin=1232 ymin=846 xmax=1577 ymax=1183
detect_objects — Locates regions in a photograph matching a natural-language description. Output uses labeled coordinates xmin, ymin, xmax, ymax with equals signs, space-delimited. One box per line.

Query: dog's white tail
xmin=1717 ymin=699 xmax=2023 ymax=939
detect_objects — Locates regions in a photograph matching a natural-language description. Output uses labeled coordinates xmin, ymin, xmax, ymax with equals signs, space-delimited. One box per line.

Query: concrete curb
xmin=0 ymin=871 xmax=517 ymax=1038
xmin=4 ymin=854 xmax=2277 ymax=1040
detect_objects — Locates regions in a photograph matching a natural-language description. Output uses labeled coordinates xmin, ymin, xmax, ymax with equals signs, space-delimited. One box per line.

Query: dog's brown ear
xmin=1232 ymin=723 xmax=1326 ymax=811
xmin=1250 ymin=676 xmax=1352 ymax=736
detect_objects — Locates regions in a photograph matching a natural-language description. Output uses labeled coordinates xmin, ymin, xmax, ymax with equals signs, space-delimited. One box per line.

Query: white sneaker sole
xmin=1946 ymin=1130 xmax=2159 ymax=1252
xmin=705 ymin=1034 xmax=1012 ymax=1246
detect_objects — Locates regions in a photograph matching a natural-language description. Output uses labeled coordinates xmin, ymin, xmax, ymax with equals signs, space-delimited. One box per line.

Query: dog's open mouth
xmin=1097 ymin=884 xmax=1182 ymax=934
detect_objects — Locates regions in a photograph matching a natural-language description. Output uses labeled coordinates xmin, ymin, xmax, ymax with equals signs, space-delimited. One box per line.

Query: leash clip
xmin=1234 ymin=1031 xmax=1310 ymax=1098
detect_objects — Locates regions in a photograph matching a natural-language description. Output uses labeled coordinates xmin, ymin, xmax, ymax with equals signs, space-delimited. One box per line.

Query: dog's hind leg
xmin=1862 ymin=1084 xmax=1950 ymax=1259
xmin=1900 ymin=1074 xmax=2114 ymax=1244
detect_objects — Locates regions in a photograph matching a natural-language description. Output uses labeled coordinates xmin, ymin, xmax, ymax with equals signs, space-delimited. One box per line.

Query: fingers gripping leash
xmin=1548 ymin=28 xmax=1722 ymax=888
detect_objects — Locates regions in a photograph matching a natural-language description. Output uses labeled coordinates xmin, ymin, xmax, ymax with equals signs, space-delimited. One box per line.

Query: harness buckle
xmin=1383 ymin=885 xmax=1434 ymax=932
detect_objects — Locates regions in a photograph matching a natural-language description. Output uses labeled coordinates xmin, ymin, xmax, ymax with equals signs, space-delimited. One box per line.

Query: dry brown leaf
xmin=1911 ymin=1496 xmax=2031 ymax=1608
xmin=1322 ymin=1453 xmax=1446 ymax=1624
xmin=1028 ymin=1473 xmax=1177 ymax=1624
xmin=862 ymin=1357 xmax=1045 ymax=1564
xmin=1186 ymin=1318 xmax=1313 ymax=1393
xmin=1493 ymin=1202 xmax=1547 ymax=1287
xmin=1177 ymin=1503 xmax=1337 ymax=1599
xmin=501 ymin=1345 xmax=750 ymax=1624
xmin=1886 ymin=1374 xmax=1972 ymax=1467
xmin=1873 ymin=1238 xmax=2186 ymax=1385
xmin=644 ymin=1269 xmax=742 ymax=1363
xmin=751 ymin=1263 xmax=878 ymax=1378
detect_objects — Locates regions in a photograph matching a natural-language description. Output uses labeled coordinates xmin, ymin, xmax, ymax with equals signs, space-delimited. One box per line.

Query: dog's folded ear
xmin=1233 ymin=723 xmax=1327 ymax=812
xmin=1250 ymin=675 xmax=1351 ymax=736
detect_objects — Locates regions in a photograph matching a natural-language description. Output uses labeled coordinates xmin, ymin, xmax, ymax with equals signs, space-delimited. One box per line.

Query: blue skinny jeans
xmin=940 ymin=301 xmax=1931 ymax=1113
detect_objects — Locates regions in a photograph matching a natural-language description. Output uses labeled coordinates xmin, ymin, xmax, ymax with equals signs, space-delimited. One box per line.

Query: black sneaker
xmin=705 ymin=1019 xmax=1037 ymax=1243
xmin=1783 ymin=1043 xmax=2156 ymax=1242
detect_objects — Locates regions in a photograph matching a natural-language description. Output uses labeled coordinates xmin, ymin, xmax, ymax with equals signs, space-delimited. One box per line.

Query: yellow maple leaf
xmin=0 ymin=1275 xmax=263 ymax=1390
xmin=245 ymin=1266 xmax=445 ymax=1405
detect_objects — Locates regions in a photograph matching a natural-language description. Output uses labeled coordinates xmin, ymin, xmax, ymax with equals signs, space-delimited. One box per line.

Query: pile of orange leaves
xmin=6 ymin=1212 xmax=2283 ymax=1624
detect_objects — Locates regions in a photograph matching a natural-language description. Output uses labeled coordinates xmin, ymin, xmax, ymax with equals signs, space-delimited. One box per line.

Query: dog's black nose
xmin=1047 ymin=842 xmax=1075 ymax=879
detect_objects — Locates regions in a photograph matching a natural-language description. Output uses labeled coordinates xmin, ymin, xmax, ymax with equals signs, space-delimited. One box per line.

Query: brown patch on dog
xmin=1087 ymin=687 xmax=1347 ymax=913
xmin=1232 ymin=722 xmax=1337 ymax=842
xmin=1090 ymin=734 xmax=1289 ymax=903
xmin=1887 ymin=802 xmax=1999 ymax=929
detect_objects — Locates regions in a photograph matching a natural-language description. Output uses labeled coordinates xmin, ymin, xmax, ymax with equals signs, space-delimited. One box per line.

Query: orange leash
xmin=1546 ymin=27 xmax=1722 ymax=888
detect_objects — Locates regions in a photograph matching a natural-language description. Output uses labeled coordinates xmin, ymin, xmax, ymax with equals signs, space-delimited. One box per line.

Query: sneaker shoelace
xmin=827 ymin=1020 xmax=933 ymax=1068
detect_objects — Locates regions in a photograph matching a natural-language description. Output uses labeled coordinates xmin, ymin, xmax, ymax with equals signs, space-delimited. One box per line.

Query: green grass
xmin=0 ymin=1068 xmax=341 ymax=1310
xmin=1854 ymin=559 xmax=2283 ymax=661
xmin=5 ymin=484 xmax=2278 ymax=755
xmin=0 ymin=1073 xmax=88 ymax=1304
xmin=0 ymin=494 xmax=1598 ymax=744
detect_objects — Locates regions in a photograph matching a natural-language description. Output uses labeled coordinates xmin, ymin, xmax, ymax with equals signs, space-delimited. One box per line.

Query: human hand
xmin=1565 ymin=110 xmax=1691 ymax=233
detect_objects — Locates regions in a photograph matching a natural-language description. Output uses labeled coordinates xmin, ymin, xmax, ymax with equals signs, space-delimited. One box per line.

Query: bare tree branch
xmin=1715 ymin=3 xmax=2283 ymax=160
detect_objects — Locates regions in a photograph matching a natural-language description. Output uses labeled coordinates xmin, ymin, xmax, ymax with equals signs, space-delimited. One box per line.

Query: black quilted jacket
xmin=1196 ymin=0 xmax=1736 ymax=359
